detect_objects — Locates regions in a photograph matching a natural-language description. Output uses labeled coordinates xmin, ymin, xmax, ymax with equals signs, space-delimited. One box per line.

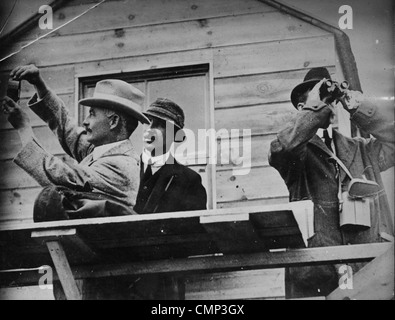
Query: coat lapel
xmin=143 ymin=156 xmax=178 ymax=213
xmin=309 ymin=134 xmax=332 ymax=155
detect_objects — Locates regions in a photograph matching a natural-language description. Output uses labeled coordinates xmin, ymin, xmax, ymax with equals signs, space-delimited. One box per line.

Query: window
xmin=78 ymin=64 xmax=215 ymax=209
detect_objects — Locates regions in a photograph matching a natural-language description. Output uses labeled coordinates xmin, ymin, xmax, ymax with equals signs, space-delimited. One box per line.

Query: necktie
xmin=323 ymin=129 xmax=333 ymax=152
xmin=144 ymin=164 xmax=153 ymax=181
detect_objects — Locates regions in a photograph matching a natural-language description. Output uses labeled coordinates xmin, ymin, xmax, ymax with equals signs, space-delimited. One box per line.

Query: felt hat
xmin=144 ymin=98 xmax=185 ymax=129
xmin=79 ymin=79 xmax=150 ymax=124
xmin=291 ymin=67 xmax=332 ymax=108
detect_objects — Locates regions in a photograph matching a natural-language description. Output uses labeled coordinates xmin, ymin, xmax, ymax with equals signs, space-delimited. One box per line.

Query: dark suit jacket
xmin=134 ymin=156 xmax=207 ymax=214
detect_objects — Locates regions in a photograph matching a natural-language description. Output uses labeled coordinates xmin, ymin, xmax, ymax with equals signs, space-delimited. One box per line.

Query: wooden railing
xmin=0 ymin=202 xmax=393 ymax=300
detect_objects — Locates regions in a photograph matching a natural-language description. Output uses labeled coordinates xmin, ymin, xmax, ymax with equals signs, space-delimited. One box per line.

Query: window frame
xmin=74 ymin=62 xmax=217 ymax=209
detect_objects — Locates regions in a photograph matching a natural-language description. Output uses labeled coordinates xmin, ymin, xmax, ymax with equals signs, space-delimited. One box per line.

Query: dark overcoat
xmin=134 ymin=156 xmax=207 ymax=214
xmin=269 ymin=99 xmax=394 ymax=298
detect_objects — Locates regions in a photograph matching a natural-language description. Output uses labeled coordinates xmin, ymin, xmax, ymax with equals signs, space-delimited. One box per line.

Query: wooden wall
xmin=0 ymin=0 xmax=339 ymax=299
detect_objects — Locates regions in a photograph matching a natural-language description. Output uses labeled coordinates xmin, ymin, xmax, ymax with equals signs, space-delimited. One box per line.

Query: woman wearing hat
xmin=2 ymin=64 xmax=150 ymax=221
xmin=269 ymin=67 xmax=394 ymax=298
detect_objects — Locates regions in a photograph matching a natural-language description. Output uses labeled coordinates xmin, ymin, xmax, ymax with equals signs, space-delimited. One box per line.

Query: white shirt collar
xmin=92 ymin=140 xmax=127 ymax=161
xmin=317 ymin=125 xmax=333 ymax=140
xmin=142 ymin=148 xmax=172 ymax=174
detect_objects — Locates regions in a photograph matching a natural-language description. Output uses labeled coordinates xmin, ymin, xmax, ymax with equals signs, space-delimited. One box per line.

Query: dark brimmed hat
xmin=79 ymin=79 xmax=150 ymax=124
xmin=144 ymin=98 xmax=185 ymax=129
xmin=291 ymin=67 xmax=332 ymax=108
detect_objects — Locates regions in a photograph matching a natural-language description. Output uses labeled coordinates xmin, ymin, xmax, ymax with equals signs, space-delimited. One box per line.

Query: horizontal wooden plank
xmin=74 ymin=48 xmax=214 ymax=77
xmin=215 ymin=67 xmax=337 ymax=109
xmin=185 ymin=269 xmax=285 ymax=300
xmin=214 ymin=35 xmax=335 ymax=78
xmin=217 ymin=133 xmax=277 ymax=169
xmin=215 ymin=102 xmax=297 ymax=136
xmin=0 ymin=203 xmax=305 ymax=231
xmin=1 ymin=11 xmax=330 ymax=70
xmin=0 ymin=126 xmax=68 ymax=161
xmin=0 ymin=93 xmax=75 ymax=130
xmin=216 ymin=165 xmax=289 ymax=203
xmin=0 ymin=188 xmax=39 ymax=223
xmin=217 ymin=196 xmax=289 ymax=209
xmin=71 ymin=35 xmax=334 ymax=80
xmin=0 ymin=203 xmax=309 ymax=268
xmin=1 ymin=243 xmax=390 ymax=287
xmin=19 ymin=0 xmax=276 ymax=41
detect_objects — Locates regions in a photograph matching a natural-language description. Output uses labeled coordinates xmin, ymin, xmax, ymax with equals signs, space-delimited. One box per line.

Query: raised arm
xmin=340 ymin=91 xmax=395 ymax=172
xmin=13 ymin=138 xmax=138 ymax=205
xmin=269 ymin=79 xmax=333 ymax=172
xmin=10 ymin=65 xmax=92 ymax=162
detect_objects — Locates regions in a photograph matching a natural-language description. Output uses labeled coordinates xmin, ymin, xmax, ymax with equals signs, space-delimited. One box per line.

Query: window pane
xmin=147 ymin=76 xmax=208 ymax=157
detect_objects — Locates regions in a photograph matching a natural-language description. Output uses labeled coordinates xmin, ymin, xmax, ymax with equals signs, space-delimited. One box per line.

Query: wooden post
xmin=46 ymin=241 xmax=82 ymax=300
xmin=327 ymin=244 xmax=394 ymax=300
xmin=31 ymin=228 xmax=97 ymax=264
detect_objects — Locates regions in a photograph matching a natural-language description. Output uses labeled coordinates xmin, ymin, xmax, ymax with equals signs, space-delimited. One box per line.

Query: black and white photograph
xmin=0 ymin=0 xmax=393 ymax=303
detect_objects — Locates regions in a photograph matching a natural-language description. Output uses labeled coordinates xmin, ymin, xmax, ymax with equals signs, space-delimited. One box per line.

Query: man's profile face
xmin=143 ymin=116 xmax=174 ymax=157
xmin=83 ymin=107 xmax=112 ymax=146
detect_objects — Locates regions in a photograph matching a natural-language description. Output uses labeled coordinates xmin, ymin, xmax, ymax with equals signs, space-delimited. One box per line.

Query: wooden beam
xmin=201 ymin=213 xmax=268 ymax=253
xmin=31 ymin=228 xmax=97 ymax=264
xmin=1 ymin=243 xmax=390 ymax=288
xmin=46 ymin=241 xmax=81 ymax=300
xmin=0 ymin=204 xmax=296 ymax=231
xmin=327 ymin=244 xmax=394 ymax=300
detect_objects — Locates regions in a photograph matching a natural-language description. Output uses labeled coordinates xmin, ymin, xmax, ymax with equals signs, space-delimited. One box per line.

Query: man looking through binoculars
xmin=269 ymin=67 xmax=394 ymax=299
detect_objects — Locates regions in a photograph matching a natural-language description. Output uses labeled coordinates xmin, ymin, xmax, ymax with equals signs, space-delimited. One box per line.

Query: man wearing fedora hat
xmin=2 ymin=64 xmax=149 ymax=222
xmin=134 ymin=97 xmax=207 ymax=215
xmin=269 ymin=67 xmax=394 ymax=298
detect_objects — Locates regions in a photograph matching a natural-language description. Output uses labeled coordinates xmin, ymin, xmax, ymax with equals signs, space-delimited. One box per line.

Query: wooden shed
xmin=0 ymin=0 xmax=391 ymax=300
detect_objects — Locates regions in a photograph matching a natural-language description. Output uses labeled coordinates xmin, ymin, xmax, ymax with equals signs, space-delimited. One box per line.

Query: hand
xmin=10 ymin=65 xmax=42 ymax=86
xmin=306 ymin=79 xmax=335 ymax=113
xmin=339 ymin=90 xmax=364 ymax=112
xmin=1 ymin=96 xmax=31 ymax=130
xmin=306 ymin=79 xmax=326 ymax=103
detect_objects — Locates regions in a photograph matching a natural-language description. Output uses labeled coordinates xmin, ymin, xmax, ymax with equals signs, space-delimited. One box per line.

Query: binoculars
xmin=6 ymin=80 xmax=21 ymax=103
xmin=319 ymin=80 xmax=349 ymax=104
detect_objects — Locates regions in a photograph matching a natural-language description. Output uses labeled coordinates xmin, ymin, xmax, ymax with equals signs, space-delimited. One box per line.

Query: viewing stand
xmin=0 ymin=201 xmax=393 ymax=300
